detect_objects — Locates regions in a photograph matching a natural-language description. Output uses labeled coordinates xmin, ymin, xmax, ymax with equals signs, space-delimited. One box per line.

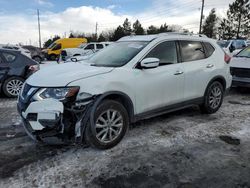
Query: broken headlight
xmin=34 ymin=87 xmax=79 ymax=101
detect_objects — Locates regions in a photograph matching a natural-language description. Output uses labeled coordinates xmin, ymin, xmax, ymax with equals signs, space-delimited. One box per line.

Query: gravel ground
xmin=0 ymin=89 xmax=250 ymax=188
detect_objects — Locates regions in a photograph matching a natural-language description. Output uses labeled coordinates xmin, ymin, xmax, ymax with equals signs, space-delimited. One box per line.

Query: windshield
xmin=236 ymin=47 xmax=250 ymax=58
xmin=217 ymin=41 xmax=230 ymax=48
xmin=88 ymin=41 xmax=148 ymax=67
xmin=78 ymin=43 xmax=87 ymax=49
xmin=48 ymin=42 xmax=57 ymax=49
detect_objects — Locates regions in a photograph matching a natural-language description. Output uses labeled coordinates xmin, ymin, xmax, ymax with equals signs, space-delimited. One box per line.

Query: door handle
xmin=174 ymin=71 xmax=184 ymax=75
xmin=206 ymin=64 xmax=214 ymax=68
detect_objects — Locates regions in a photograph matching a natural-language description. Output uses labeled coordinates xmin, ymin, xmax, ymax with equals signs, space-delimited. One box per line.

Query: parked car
xmin=18 ymin=33 xmax=232 ymax=149
xmin=22 ymin=45 xmax=44 ymax=63
xmin=0 ymin=44 xmax=32 ymax=58
xmin=59 ymin=42 xmax=112 ymax=62
xmin=217 ymin=39 xmax=247 ymax=56
xmin=0 ymin=48 xmax=39 ymax=97
xmin=246 ymin=40 xmax=250 ymax=46
xmin=43 ymin=38 xmax=87 ymax=61
xmin=230 ymin=46 xmax=250 ymax=87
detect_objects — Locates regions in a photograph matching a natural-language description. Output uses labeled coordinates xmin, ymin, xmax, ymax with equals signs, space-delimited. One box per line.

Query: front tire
xmin=84 ymin=100 xmax=129 ymax=149
xmin=200 ymin=81 xmax=224 ymax=114
xmin=2 ymin=77 xmax=24 ymax=98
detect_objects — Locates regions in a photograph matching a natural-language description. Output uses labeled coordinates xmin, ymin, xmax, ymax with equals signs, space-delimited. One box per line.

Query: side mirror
xmin=140 ymin=58 xmax=160 ymax=69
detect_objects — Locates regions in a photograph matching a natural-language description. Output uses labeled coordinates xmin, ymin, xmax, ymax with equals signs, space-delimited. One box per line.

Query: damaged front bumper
xmin=17 ymin=94 xmax=94 ymax=144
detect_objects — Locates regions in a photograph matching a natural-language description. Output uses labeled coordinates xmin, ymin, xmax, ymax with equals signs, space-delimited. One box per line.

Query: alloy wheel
xmin=6 ymin=79 xmax=23 ymax=96
xmin=95 ymin=109 xmax=123 ymax=143
xmin=209 ymin=84 xmax=222 ymax=109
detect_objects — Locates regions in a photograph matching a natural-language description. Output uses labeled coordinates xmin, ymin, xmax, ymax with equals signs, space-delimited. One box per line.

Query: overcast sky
xmin=0 ymin=0 xmax=234 ymax=46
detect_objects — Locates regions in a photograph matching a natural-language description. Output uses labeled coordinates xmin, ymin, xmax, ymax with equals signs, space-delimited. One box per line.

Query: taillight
xmin=29 ymin=65 xmax=40 ymax=73
xmin=224 ymin=53 xmax=231 ymax=64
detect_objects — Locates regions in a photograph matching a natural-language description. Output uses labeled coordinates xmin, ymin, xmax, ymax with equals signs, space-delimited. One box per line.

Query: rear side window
xmin=179 ymin=41 xmax=206 ymax=62
xmin=203 ymin=42 xmax=215 ymax=57
xmin=145 ymin=41 xmax=177 ymax=65
xmin=96 ymin=44 xmax=104 ymax=49
xmin=85 ymin=44 xmax=95 ymax=50
xmin=2 ymin=52 xmax=16 ymax=62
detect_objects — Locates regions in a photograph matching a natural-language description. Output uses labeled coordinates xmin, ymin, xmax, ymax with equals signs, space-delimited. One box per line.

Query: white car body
xmin=18 ymin=33 xmax=232 ymax=148
xmin=0 ymin=44 xmax=32 ymax=58
xmin=230 ymin=46 xmax=250 ymax=87
xmin=60 ymin=42 xmax=112 ymax=62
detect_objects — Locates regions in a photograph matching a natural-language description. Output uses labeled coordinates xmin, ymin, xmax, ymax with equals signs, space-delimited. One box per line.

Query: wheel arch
xmin=91 ymin=91 xmax=135 ymax=123
xmin=204 ymin=75 xmax=226 ymax=96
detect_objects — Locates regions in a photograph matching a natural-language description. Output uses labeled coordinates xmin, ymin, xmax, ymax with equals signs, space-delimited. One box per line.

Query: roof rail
xmin=158 ymin=32 xmax=208 ymax=38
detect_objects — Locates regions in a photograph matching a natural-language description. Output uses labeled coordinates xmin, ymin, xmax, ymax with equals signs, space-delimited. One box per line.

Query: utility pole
xmin=199 ymin=0 xmax=205 ymax=34
xmin=95 ymin=22 xmax=98 ymax=41
xmin=37 ymin=9 xmax=42 ymax=49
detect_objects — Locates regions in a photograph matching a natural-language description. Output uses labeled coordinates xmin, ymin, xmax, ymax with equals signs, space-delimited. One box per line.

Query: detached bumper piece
xmin=18 ymin=94 xmax=96 ymax=145
xmin=18 ymin=98 xmax=65 ymax=143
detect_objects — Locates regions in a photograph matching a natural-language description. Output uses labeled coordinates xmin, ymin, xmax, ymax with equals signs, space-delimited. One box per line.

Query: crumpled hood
xmin=27 ymin=62 xmax=113 ymax=87
xmin=230 ymin=57 xmax=250 ymax=69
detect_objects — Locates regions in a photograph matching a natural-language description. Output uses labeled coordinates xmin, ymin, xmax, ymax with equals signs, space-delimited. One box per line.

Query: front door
xmin=134 ymin=41 xmax=184 ymax=114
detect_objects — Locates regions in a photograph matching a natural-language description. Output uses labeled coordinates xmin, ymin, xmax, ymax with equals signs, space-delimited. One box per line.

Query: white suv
xmin=18 ymin=33 xmax=232 ymax=149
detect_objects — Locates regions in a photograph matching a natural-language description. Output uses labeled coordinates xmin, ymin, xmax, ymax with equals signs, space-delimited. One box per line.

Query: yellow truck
xmin=44 ymin=38 xmax=87 ymax=60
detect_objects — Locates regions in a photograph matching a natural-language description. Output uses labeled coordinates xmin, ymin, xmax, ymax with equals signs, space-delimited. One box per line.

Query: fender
xmin=87 ymin=91 xmax=135 ymax=137
xmin=204 ymin=75 xmax=226 ymax=96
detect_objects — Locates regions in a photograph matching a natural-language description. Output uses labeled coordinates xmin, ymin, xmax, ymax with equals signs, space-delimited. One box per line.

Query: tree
xmin=98 ymin=33 xmax=106 ymax=42
xmin=147 ymin=25 xmax=159 ymax=34
xmin=158 ymin=23 xmax=172 ymax=33
xmin=227 ymin=0 xmax=250 ymax=38
xmin=202 ymin=8 xmax=218 ymax=38
xmin=112 ymin=25 xmax=126 ymax=41
xmin=69 ymin=32 xmax=75 ymax=38
xmin=218 ymin=18 xmax=234 ymax=40
xmin=133 ymin=20 xmax=144 ymax=35
xmin=43 ymin=35 xmax=60 ymax=48
xmin=123 ymin=18 xmax=132 ymax=35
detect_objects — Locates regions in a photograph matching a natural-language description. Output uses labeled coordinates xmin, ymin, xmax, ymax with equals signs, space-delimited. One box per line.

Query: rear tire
xmin=2 ymin=77 xmax=24 ymax=98
xmin=84 ymin=100 xmax=129 ymax=150
xmin=200 ymin=81 xmax=224 ymax=114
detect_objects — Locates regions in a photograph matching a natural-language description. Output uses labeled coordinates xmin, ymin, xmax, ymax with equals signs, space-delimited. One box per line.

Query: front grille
xmin=230 ymin=67 xmax=250 ymax=78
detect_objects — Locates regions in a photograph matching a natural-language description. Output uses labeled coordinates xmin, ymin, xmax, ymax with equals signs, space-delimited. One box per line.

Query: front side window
xmin=180 ymin=41 xmax=206 ymax=62
xmin=52 ymin=43 xmax=61 ymax=51
xmin=48 ymin=42 xmax=57 ymax=49
xmin=88 ymin=41 xmax=148 ymax=67
xmin=145 ymin=41 xmax=177 ymax=65
xmin=2 ymin=52 xmax=16 ymax=62
xmin=85 ymin=44 xmax=95 ymax=50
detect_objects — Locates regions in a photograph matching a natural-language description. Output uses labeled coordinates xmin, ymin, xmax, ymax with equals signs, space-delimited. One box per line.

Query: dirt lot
xmin=0 ymin=89 xmax=250 ymax=188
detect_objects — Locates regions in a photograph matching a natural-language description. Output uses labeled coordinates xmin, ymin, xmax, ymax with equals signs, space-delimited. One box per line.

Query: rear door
xmin=179 ymin=40 xmax=215 ymax=101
